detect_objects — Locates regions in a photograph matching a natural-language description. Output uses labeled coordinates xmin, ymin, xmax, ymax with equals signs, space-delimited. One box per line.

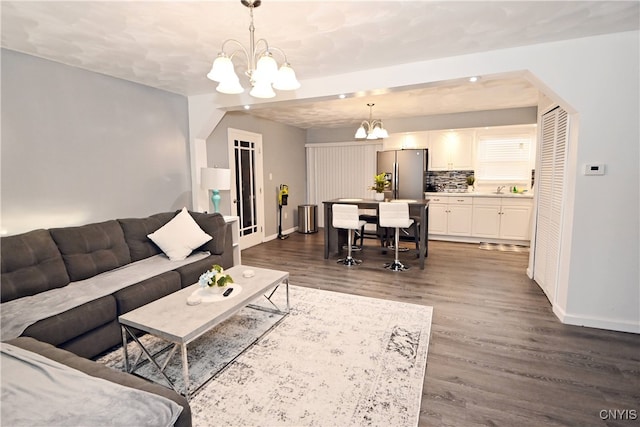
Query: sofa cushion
xmin=175 ymin=255 xmax=225 ymax=288
xmin=1 ymin=229 xmax=70 ymax=302
xmin=60 ymin=319 xmax=122 ymax=360
xmin=118 ymin=216 xmax=168 ymax=262
xmin=50 ymin=220 xmax=131 ymax=282
xmin=22 ymin=295 xmax=117 ymax=348
xmin=190 ymin=212 xmax=227 ymax=255
xmin=6 ymin=337 xmax=192 ymax=427
xmin=113 ymin=271 xmax=181 ymax=315
xmin=147 ymin=208 xmax=212 ymax=261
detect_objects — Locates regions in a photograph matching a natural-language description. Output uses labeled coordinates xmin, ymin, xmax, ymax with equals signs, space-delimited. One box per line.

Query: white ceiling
xmin=2 ymin=1 xmax=638 ymax=129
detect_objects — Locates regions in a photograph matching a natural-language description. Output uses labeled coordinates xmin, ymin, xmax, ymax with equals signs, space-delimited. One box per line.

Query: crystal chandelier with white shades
xmin=355 ymin=103 xmax=389 ymax=139
xmin=206 ymin=0 xmax=300 ymax=98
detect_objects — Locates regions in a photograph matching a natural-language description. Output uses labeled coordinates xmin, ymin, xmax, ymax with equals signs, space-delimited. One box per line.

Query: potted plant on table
xmin=466 ymin=175 xmax=475 ymax=192
xmin=370 ymin=172 xmax=389 ymax=201
xmin=199 ymin=264 xmax=234 ymax=294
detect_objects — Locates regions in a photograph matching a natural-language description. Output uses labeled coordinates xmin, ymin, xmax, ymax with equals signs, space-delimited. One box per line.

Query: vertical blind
xmin=306 ymin=142 xmax=381 ymax=227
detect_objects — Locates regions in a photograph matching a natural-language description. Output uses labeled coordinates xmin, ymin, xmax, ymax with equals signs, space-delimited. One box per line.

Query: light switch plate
xmin=584 ymin=163 xmax=605 ymax=176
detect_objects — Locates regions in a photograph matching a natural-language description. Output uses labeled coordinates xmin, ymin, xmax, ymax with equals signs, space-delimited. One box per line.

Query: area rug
xmin=479 ymin=242 xmax=529 ymax=252
xmin=97 ymin=285 xmax=433 ymax=427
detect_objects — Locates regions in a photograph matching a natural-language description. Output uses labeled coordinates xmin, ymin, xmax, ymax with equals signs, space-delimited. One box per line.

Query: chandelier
xmin=355 ymin=103 xmax=389 ymax=139
xmin=206 ymin=0 xmax=300 ymax=98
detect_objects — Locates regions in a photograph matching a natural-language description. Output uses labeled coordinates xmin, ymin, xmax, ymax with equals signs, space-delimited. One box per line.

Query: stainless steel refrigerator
xmin=377 ymin=149 xmax=428 ymax=199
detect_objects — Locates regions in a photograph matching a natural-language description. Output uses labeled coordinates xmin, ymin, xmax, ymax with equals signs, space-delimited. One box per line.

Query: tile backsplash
xmin=426 ymin=170 xmax=474 ymax=192
xmin=426 ymin=169 xmax=536 ymax=192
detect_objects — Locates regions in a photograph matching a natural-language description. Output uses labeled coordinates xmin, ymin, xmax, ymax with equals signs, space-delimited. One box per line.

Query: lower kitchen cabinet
xmin=472 ymin=197 xmax=532 ymax=240
xmin=499 ymin=201 xmax=533 ymax=240
xmin=427 ymin=195 xmax=473 ymax=236
xmin=427 ymin=193 xmax=533 ymax=243
xmin=428 ymin=200 xmax=448 ymax=235
xmin=471 ymin=198 xmax=502 ymax=237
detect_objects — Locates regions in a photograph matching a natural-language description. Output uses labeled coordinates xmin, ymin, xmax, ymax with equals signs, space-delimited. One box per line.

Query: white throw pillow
xmin=147 ymin=207 xmax=212 ymax=261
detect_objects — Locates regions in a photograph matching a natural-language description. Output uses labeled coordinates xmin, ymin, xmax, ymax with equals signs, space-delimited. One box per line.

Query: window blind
xmin=476 ymin=134 xmax=532 ymax=181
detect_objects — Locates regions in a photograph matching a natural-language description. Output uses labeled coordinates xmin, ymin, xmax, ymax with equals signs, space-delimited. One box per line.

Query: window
xmin=475 ymin=131 xmax=534 ymax=183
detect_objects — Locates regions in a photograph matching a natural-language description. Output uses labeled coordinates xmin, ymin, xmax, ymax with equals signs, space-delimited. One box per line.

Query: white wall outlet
xmin=284 ymin=211 xmax=288 ymax=219
xmin=584 ymin=163 xmax=605 ymax=176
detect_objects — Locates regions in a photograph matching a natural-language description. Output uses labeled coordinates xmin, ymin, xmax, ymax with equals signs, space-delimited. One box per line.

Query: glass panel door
xmin=228 ymin=129 xmax=264 ymax=249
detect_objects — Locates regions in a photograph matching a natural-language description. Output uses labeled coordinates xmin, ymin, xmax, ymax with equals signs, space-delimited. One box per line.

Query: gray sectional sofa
xmin=0 ymin=209 xmax=234 ymax=427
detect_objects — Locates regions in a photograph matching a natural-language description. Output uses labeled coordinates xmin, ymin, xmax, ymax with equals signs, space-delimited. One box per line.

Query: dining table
xmin=323 ymin=198 xmax=430 ymax=269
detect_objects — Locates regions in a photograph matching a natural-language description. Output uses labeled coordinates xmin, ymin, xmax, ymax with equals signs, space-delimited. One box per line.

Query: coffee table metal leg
xmin=256 ymin=279 xmax=290 ymax=315
xmin=160 ymin=344 xmax=179 ymax=372
xmin=121 ymin=325 xmax=178 ymax=393
xmin=121 ymin=326 xmax=130 ymax=373
xmin=181 ymin=344 xmax=190 ymax=400
xmin=285 ymin=279 xmax=290 ymax=312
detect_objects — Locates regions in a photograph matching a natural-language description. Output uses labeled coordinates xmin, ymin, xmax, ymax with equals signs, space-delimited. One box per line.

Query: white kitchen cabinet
xmin=472 ymin=197 xmax=532 ymax=240
xmin=428 ymin=129 xmax=475 ymax=170
xmin=427 ymin=199 xmax=448 ymax=235
xmin=446 ymin=197 xmax=473 ymax=236
xmin=427 ymin=194 xmax=473 ymax=236
xmin=471 ymin=198 xmax=502 ymax=238
xmin=499 ymin=200 xmax=532 ymax=240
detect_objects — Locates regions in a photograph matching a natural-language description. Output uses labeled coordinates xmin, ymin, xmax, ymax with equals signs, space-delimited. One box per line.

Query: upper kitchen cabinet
xmin=429 ymin=129 xmax=475 ymax=170
xmin=382 ymin=131 xmax=428 ymax=151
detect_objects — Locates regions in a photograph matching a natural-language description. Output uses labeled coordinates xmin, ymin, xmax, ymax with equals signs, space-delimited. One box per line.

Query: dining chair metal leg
xmin=337 ymin=228 xmax=362 ymax=266
xmin=384 ymin=226 xmax=409 ymax=271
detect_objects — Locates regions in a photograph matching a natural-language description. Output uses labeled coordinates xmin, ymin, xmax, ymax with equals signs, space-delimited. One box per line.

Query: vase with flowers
xmin=370 ymin=172 xmax=389 ymax=201
xmin=198 ymin=264 xmax=234 ymax=294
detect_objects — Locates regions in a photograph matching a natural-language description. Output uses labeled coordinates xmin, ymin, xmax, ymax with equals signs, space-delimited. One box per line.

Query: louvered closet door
xmin=534 ymin=107 xmax=568 ymax=303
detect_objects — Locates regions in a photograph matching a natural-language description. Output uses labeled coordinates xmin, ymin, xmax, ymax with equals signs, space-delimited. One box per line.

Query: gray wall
xmin=206 ymin=111 xmax=306 ymax=237
xmin=306 ymin=107 xmax=537 ymax=143
xmin=1 ymin=49 xmax=191 ymax=235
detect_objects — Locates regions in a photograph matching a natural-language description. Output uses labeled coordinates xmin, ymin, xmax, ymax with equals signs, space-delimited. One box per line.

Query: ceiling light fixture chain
xmin=355 ymin=103 xmax=389 ymax=140
xmin=206 ymin=0 xmax=300 ymax=98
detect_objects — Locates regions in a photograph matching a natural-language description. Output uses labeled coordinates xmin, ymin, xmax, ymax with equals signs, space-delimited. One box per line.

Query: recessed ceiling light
xmin=469 ymin=76 xmax=479 ymax=83
xmin=338 ymin=94 xmax=346 ymax=99
xmin=244 ymin=105 xmax=250 ymax=110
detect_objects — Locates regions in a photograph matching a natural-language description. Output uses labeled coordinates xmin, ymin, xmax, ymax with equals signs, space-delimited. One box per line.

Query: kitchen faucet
xmin=496 ymin=186 xmax=505 ymax=194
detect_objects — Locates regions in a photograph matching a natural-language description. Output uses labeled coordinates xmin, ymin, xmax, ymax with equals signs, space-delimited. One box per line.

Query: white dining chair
xmin=378 ymin=202 xmax=414 ymax=271
xmin=332 ymin=204 xmax=367 ymax=266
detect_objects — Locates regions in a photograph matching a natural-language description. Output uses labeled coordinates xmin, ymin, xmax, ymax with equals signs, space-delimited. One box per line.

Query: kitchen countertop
xmin=425 ymin=191 xmax=534 ymax=199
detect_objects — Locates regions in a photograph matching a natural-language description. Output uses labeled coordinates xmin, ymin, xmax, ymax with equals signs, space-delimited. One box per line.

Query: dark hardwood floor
xmin=241 ymin=230 xmax=640 ymax=427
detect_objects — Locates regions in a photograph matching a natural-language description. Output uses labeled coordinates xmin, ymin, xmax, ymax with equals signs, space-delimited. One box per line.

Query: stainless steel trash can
xmin=298 ymin=204 xmax=318 ymax=233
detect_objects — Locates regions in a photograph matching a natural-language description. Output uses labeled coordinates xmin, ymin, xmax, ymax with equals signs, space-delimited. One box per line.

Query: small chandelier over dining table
xmin=206 ymin=0 xmax=301 ymax=98
xmin=355 ymin=103 xmax=389 ymax=140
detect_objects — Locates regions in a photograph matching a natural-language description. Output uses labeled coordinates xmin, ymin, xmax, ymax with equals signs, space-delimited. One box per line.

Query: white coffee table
xmin=118 ymin=265 xmax=289 ymax=399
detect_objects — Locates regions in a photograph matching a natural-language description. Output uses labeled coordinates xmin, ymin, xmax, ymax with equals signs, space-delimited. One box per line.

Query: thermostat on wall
xmin=584 ymin=163 xmax=605 ymax=176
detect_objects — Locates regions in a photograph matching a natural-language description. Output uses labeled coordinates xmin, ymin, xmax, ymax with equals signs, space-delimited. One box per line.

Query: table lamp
xmin=201 ymin=167 xmax=231 ymax=213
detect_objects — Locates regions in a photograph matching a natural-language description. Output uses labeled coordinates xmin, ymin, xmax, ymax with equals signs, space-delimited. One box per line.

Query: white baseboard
xmin=553 ymin=304 xmax=640 ymax=334
xmin=265 ymin=226 xmax=298 ymax=242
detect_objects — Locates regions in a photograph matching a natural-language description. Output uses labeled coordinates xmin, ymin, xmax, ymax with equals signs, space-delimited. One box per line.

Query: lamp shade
xmin=254 ymin=52 xmax=279 ymax=84
xmin=273 ymin=63 xmax=301 ymax=91
xmin=201 ymin=167 xmax=231 ymax=190
xmin=207 ymin=54 xmax=236 ymax=83
xmin=216 ymin=78 xmax=244 ymax=95
xmin=249 ymin=81 xmax=276 ymax=98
